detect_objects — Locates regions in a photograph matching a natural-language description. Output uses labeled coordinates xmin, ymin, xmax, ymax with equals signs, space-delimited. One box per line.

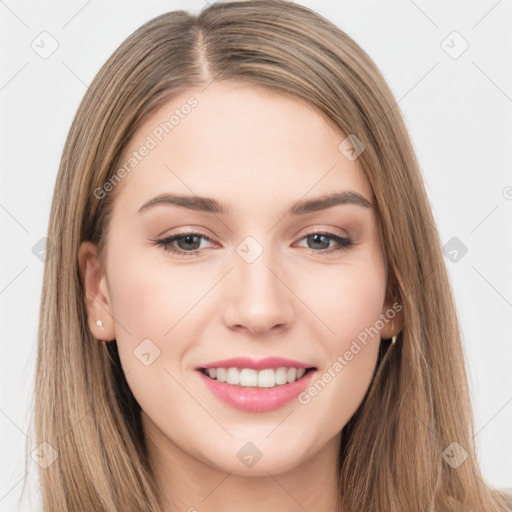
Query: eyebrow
xmin=137 ymin=191 xmax=374 ymax=216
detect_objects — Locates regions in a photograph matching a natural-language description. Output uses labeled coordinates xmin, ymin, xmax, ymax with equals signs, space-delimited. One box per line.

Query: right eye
xmin=152 ymin=231 xmax=217 ymax=256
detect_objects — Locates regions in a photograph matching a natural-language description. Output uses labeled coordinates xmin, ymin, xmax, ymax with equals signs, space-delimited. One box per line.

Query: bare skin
xmin=79 ymin=81 xmax=402 ymax=512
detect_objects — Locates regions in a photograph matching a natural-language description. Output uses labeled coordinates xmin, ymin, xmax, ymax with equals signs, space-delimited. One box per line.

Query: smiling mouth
xmin=198 ymin=366 xmax=316 ymax=389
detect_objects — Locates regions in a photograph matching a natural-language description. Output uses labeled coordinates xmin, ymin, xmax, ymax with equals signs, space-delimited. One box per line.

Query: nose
xmin=221 ymin=250 xmax=294 ymax=335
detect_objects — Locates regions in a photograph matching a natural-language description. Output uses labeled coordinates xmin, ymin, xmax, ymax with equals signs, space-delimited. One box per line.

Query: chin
xmin=199 ymin=441 xmax=309 ymax=477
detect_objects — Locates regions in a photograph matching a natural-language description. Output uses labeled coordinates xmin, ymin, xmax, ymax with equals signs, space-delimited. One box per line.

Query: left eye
xmin=297 ymin=231 xmax=354 ymax=252
xmin=153 ymin=230 xmax=354 ymax=256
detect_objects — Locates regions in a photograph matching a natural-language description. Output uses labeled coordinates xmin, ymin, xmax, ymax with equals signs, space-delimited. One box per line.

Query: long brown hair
xmin=29 ymin=1 xmax=512 ymax=510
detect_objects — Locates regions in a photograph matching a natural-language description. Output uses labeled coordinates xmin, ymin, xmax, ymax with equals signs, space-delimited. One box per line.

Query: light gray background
xmin=1 ymin=1 xmax=511 ymax=510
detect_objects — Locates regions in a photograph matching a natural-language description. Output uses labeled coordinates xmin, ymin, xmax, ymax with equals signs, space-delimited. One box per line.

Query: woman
xmin=32 ymin=0 xmax=512 ymax=510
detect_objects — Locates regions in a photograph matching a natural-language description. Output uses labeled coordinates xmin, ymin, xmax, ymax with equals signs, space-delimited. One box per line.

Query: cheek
xmin=105 ymin=252 xmax=202 ymax=419
xmin=295 ymin=264 xmax=386 ymax=431
xmin=332 ymin=270 xmax=385 ymax=340
xmin=104 ymin=245 xmax=209 ymax=405
xmin=298 ymin=252 xmax=386 ymax=406
xmin=301 ymin=259 xmax=386 ymax=347
xmin=108 ymin=247 xmax=203 ymax=339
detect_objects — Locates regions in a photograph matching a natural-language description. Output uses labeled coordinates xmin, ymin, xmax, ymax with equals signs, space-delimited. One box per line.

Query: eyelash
xmin=152 ymin=229 xmax=354 ymax=257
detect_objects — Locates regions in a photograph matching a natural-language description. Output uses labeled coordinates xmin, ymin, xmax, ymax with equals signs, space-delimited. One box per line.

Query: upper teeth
xmin=204 ymin=367 xmax=307 ymax=388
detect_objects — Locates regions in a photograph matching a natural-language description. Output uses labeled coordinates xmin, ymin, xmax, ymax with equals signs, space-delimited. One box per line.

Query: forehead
xmin=110 ymin=81 xmax=373 ymax=215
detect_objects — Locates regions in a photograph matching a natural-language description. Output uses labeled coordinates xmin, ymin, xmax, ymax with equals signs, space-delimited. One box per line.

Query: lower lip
xmin=197 ymin=369 xmax=316 ymax=412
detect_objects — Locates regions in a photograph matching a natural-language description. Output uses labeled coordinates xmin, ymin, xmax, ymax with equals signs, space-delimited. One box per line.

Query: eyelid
xmin=155 ymin=225 xmax=217 ymax=240
xmin=158 ymin=225 xmax=352 ymax=242
xmin=295 ymin=225 xmax=351 ymax=240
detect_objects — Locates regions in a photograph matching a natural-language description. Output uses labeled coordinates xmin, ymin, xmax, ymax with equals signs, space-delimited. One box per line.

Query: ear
xmin=379 ymin=290 xmax=404 ymax=340
xmin=78 ymin=241 xmax=116 ymax=342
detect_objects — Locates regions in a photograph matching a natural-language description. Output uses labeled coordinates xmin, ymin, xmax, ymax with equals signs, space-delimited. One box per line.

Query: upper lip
xmin=196 ymin=357 xmax=316 ymax=371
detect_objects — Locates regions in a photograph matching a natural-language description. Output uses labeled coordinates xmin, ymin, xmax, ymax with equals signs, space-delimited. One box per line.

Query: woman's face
xmin=80 ymin=81 xmax=397 ymax=476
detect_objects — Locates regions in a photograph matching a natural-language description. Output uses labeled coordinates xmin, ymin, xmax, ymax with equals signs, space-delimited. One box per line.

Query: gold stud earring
xmin=391 ymin=320 xmax=397 ymax=345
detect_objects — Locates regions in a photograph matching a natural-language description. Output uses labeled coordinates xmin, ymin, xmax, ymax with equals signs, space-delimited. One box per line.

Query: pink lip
xmin=196 ymin=356 xmax=314 ymax=371
xmin=197 ymin=368 xmax=316 ymax=413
